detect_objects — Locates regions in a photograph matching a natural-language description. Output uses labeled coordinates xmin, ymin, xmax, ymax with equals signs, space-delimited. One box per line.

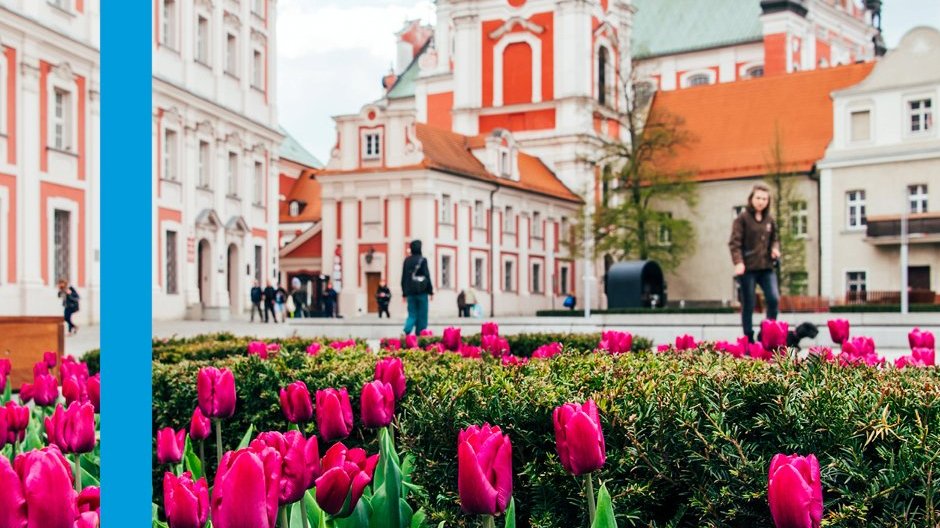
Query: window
xmin=363 ymin=132 xmax=381 ymax=160
xmin=733 ymin=205 xmax=746 ymax=218
xmin=289 ymin=201 xmax=300 ymax=217
xmin=474 ymin=200 xmax=484 ymax=228
xmin=52 ymin=89 xmax=72 ymax=151
xmin=909 ymin=98 xmax=933 ymax=133
xmin=846 ymin=190 xmax=866 ymax=229
xmin=504 ymin=206 xmax=514 ymax=232
xmin=597 ymin=46 xmax=609 ymax=106
xmin=559 ymin=266 xmax=569 ymax=295
xmin=225 ymin=33 xmax=238 ymax=76
xmin=846 ymin=271 xmax=866 ymax=293
xmin=228 ymin=152 xmax=239 ymax=197
xmin=54 ymin=210 xmax=70 ymax=283
xmin=790 ymin=201 xmax=808 ymax=238
xmin=850 ymin=110 xmax=871 ymax=142
xmin=745 ymin=66 xmax=764 ymax=78
xmin=532 ymin=262 xmax=541 ymax=293
xmin=252 ymin=49 xmax=263 ymax=88
xmin=473 ymin=257 xmax=484 ymax=289
xmin=162 ymin=0 xmax=177 ymax=49
xmin=441 ymin=255 xmax=452 ymax=288
xmin=440 ymin=195 xmax=452 ymax=224
xmin=254 ymin=245 xmax=263 ymax=283
xmin=163 ymin=129 xmax=177 ymax=181
xmin=196 ymin=16 xmax=210 ymax=64
xmin=531 ymin=212 xmax=541 ymax=238
xmin=166 ymin=231 xmax=178 ymax=294
xmin=198 ymin=141 xmax=211 ymax=188
xmin=687 ymin=73 xmax=710 ymax=87
xmin=498 ymin=150 xmax=510 ymax=177
xmin=909 ymin=184 xmax=928 ymax=213
xmin=560 ymin=217 xmax=569 ymax=246
xmin=253 ymin=162 xmax=264 ymax=205
xmin=657 ymin=212 xmax=672 ymax=246
xmin=504 ymin=260 xmax=514 ymax=291
xmin=787 ymin=271 xmax=808 ymax=296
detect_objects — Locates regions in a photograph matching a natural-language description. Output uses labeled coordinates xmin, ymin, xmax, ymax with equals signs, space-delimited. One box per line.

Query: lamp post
xmin=900 ymin=202 xmax=909 ymax=314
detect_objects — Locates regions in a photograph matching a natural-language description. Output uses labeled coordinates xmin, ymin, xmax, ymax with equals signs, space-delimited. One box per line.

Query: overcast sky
xmin=277 ymin=0 xmax=940 ymax=164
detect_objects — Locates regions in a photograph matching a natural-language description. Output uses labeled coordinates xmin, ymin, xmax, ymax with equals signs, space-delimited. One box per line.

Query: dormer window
xmin=498 ymin=150 xmax=511 ymax=177
xmin=362 ymin=132 xmax=382 ymax=160
xmin=289 ymin=201 xmax=300 ymax=217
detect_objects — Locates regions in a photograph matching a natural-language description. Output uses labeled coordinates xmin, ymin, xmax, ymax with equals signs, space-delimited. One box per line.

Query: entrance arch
xmin=227 ymin=243 xmax=239 ymax=314
xmin=197 ymin=239 xmax=212 ymax=306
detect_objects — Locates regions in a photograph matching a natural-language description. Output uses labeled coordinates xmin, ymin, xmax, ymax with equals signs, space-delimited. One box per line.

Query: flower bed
xmin=151 ymin=330 xmax=940 ymax=527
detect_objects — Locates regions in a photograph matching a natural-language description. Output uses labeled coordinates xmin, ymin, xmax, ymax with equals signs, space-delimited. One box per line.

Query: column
xmin=339 ymin=196 xmax=358 ymax=316
xmin=386 ymin=194 xmax=405 ymax=317
xmin=87 ymin=86 xmax=100 ymax=324
xmin=457 ymin=200 xmax=471 ymax=290
xmin=18 ymin=57 xmax=44 ymax=315
xmin=451 ymin=12 xmax=480 ymax=135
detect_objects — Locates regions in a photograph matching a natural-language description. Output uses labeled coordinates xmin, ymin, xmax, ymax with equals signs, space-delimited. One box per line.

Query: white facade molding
xmin=492 ymin=31 xmax=542 ymax=107
xmin=487 ymin=16 xmax=545 ymax=40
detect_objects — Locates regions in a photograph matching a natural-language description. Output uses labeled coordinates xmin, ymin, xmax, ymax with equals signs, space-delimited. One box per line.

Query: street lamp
xmin=900 ymin=199 xmax=909 ymax=314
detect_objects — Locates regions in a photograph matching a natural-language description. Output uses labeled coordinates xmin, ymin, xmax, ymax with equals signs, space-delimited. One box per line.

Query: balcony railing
xmin=843 ymin=289 xmax=937 ymax=305
xmin=866 ymin=212 xmax=940 ymax=243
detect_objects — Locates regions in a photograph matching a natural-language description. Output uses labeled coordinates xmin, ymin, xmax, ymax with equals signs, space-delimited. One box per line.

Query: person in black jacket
xmin=375 ymin=279 xmax=392 ymax=318
xmin=57 ymin=279 xmax=80 ymax=335
xmin=250 ymin=281 xmax=264 ymax=322
xmin=263 ymin=282 xmax=277 ymax=323
xmin=401 ymin=239 xmax=433 ymax=335
xmin=322 ymin=280 xmax=338 ymax=318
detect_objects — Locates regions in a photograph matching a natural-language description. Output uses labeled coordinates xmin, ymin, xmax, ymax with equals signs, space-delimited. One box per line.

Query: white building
xmin=153 ymin=0 xmax=284 ymax=320
xmin=0 ymin=0 xmax=101 ymax=325
xmin=819 ymin=26 xmax=940 ymax=303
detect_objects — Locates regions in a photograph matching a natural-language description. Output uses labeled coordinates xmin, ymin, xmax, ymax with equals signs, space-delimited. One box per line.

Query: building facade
xmin=0 ymin=0 xmax=100 ymax=325
xmin=819 ymin=27 xmax=940 ymax=303
xmin=153 ymin=0 xmax=284 ymax=320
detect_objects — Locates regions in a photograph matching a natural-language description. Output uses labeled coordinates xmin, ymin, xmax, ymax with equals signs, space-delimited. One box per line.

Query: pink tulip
xmin=164 ymin=472 xmax=209 ymax=528
xmin=458 ymin=423 xmax=513 ymax=515
xmin=909 ymin=328 xmax=935 ymax=350
xmin=481 ymin=335 xmax=510 ymax=357
xmin=314 ymin=442 xmax=378 ymax=517
xmin=458 ymin=344 xmax=482 ymax=359
xmin=554 ymin=400 xmax=606 ymax=476
xmin=211 ymin=448 xmax=281 ymax=528
xmin=374 ymin=357 xmax=406 ymax=401
xmin=45 ymin=402 xmax=96 ymax=454
xmin=748 ymin=342 xmax=773 ymax=361
xmin=157 ymin=427 xmax=186 ymax=464
xmin=597 ymin=331 xmax=632 ymax=354
xmin=0 ymin=445 xmax=78 ymax=528
xmin=250 ymin=431 xmax=320 ymax=505
xmin=761 ymin=320 xmax=789 ymax=350
xmin=280 ymin=381 xmax=314 ymax=424
xmin=501 ymin=355 xmax=528 ymax=366
xmin=361 ymin=380 xmax=395 ymax=429
xmin=77 ymin=485 xmax=100 ymax=514
xmin=197 ymin=367 xmax=236 ymax=419
xmin=329 ymin=339 xmax=356 ymax=350
xmin=768 ymin=453 xmax=822 ymax=528
xmin=840 ymin=336 xmax=883 ymax=366
xmin=656 ymin=343 xmax=672 ymax=353
xmin=43 ymin=351 xmax=57 ymax=369
xmin=306 ymin=342 xmax=322 ymax=356
xmin=87 ymin=374 xmax=101 ymax=413
xmin=2 ymin=401 xmax=29 ymax=444
xmin=714 ymin=340 xmax=745 ymax=358
xmin=914 ymin=347 xmax=936 ymax=366
xmin=32 ymin=372 xmax=59 ymax=406
xmin=74 ymin=511 xmax=100 ymax=528
xmin=19 ymin=381 xmax=34 ymax=403
xmin=826 ymin=319 xmax=849 ymax=345
xmin=0 ymin=358 xmax=11 ymax=392
xmin=419 ymin=329 xmax=433 ymax=337
xmin=532 ymin=342 xmax=562 ymax=359
xmin=247 ymin=341 xmax=269 ymax=358
xmin=481 ymin=322 xmax=499 ymax=337
xmin=426 ymin=342 xmax=446 ymax=354
xmin=60 ymin=356 xmax=89 ymax=382
xmin=380 ymin=338 xmax=401 ymax=351
xmin=807 ymin=347 xmax=835 ymax=362
xmin=316 ymin=388 xmax=353 ymax=442
xmin=405 ymin=334 xmax=418 ymax=348
xmin=189 ymin=407 xmax=212 ymax=442
xmin=63 ymin=375 xmax=89 ymax=406
xmin=675 ymin=334 xmax=698 ymax=351
xmin=442 ymin=327 xmax=462 ymax=351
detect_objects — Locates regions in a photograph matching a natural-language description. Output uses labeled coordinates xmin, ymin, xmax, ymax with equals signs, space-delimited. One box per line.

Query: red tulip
xmin=909 ymin=328 xmax=935 ymax=350
xmin=826 ymin=319 xmax=849 ymax=345
xmin=197 ymin=367 xmax=236 ymax=419
xmin=442 ymin=327 xmax=462 ymax=351
xmin=189 ymin=407 xmax=212 ymax=442
xmin=761 ymin=320 xmax=789 ymax=350
xmin=86 ymin=374 xmax=100 ymax=413
xmin=2 ymin=401 xmax=29 ymax=444
xmin=768 ymin=453 xmax=822 ymax=528
xmin=156 ymin=427 xmax=186 ymax=464
xmin=597 ymin=331 xmax=632 ymax=354
xmin=306 ymin=342 xmax=322 ymax=356
xmin=32 ymin=372 xmax=59 ymax=406
xmin=74 ymin=511 xmax=100 ymax=528
xmin=45 ymin=402 xmax=96 ymax=454
xmin=481 ymin=321 xmax=499 ymax=337
xmin=360 ymin=380 xmax=395 ymax=429
xmin=481 ymin=335 xmax=510 ymax=357
xmin=211 ymin=448 xmax=281 ymax=528
xmin=457 ymin=423 xmax=513 ymax=515
xmin=0 ymin=445 xmax=78 ymax=528
xmin=314 ymin=442 xmax=378 ymax=517
xmin=63 ymin=375 xmax=89 ymax=406
xmin=316 ymin=388 xmax=353 ymax=442
xmin=164 ymin=472 xmax=209 ymax=528
xmin=77 ymin=485 xmax=100 ymax=514
xmin=279 ymin=381 xmax=314 ymax=424
xmin=0 ymin=358 xmax=10 ymax=392
xmin=675 ymin=334 xmax=697 ymax=351
xmin=374 ymin=357 xmax=406 ymax=401
xmin=553 ymin=400 xmax=606 ymax=476
xmin=250 ymin=430 xmax=320 ymax=505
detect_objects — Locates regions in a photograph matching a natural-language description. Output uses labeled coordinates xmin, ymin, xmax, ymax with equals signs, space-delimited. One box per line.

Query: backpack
xmin=409 ymin=257 xmax=429 ymax=293
xmin=563 ymin=295 xmax=576 ymax=308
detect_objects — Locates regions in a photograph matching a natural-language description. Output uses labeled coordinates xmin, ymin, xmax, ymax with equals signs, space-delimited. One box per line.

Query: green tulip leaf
xmin=333 ymin=495 xmax=371 ymax=528
xmin=503 ymin=497 xmax=516 ymax=528
xmin=591 ymin=483 xmax=618 ymax=528
xmin=305 ymin=490 xmax=326 ymax=528
xmin=409 ymin=508 xmax=427 ymax=528
xmin=151 ymin=502 xmax=159 ymax=522
xmin=236 ymin=424 xmax=255 ymax=450
xmin=23 ymin=428 xmax=42 ymax=452
xmin=152 ymin=521 xmax=169 ymax=528
xmin=290 ymin=501 xmax=304 ymax=527
xmin=370 ymin=426 xmax=407 ymax=528
xmin=2 ymin=381 xmax=10 ymax=404
xmin=183 ymin=435 xmax=203 ymax=480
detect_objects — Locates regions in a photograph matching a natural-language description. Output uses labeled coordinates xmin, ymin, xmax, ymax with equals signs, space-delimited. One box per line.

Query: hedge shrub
xmin=151 ymin=333 xmax=367 ymax=365
xmin=830 ymin=303 xmax=940 ymax=313
xmin=418 ymin=332 xmax=653 ymax=357
xmin=152 ymin=342 xmax=940 ymax=527
xmin=536 ymin=307 xmax=735 ymax=316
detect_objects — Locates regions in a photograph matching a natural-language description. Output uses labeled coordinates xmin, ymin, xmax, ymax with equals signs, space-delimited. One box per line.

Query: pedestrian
xmin=728 ymin=183 xmax=780 ymax=343
xmin=376 ymin=279 xmax=392 ymax=318
xmin=463 ymin=288 xmax=477 ymax=317
xmin=263 ymin=282 xmax=277 ymax=323
xmin=249 ymin=280 xmax=264 ymax=322
xmin=291 ymin=282 xmax=307 ymax=318
xmin=401 ymin=239 xmax=433 ymax=335
xmin=57 ymin=279 xmax=80 ymax=335
xmin=275 ymin=284 xmax=288 ymax=322
xmin=563 ymin=294 xmax=577 ymax=311
xmin=457 ymin=290 xmax=466 ymax=317
xmin=322 ymin=280 xmax=338 ymax=318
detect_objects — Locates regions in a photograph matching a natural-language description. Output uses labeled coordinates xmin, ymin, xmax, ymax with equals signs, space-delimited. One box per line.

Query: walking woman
xmin=57 ymin=279 xmax=80 ymax=335
xmin=728 ymin=183 xmax=780 ymax=343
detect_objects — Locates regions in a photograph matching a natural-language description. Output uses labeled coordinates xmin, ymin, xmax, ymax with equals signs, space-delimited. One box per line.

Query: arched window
xmin=745 ymin=66 xmax=764 ymax=78
xmin=687 ymin=73 xmax=710 ymax=87
xmin=598 ymin=46 xmax=609 ymax=106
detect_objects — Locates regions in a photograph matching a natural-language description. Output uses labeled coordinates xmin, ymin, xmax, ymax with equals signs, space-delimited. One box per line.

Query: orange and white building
xmin=0 ymin=1 xmax=100 ymax=325
xmin=153 ymin=0 xmax=284 ymax=320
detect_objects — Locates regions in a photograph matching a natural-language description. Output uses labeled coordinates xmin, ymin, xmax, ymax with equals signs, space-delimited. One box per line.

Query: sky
xmin=276 ymin=0 xmax=940 ymax=164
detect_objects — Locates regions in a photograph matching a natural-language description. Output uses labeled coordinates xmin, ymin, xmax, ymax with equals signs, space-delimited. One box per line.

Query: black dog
xmin=757 ymin=322 xmax=819 ymax=350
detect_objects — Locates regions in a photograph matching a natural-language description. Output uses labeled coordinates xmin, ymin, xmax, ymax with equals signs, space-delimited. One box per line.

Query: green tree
xmin=764 ymin=128 xmax=809 ymax=295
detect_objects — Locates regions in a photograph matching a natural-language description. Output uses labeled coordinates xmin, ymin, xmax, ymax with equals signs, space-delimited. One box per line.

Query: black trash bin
xmin=604 ymin=260 xmax=667 ymax=309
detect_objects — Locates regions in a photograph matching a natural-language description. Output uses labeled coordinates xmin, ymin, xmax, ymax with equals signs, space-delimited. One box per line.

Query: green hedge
xmin=151 ymin=334 xmax=367 ymax=365
xmin=536 ymin=307 xmax=736 ymax=316
xmin=152 ymin=344 xmax=940 ymax=527
xmin=417 ymin=332 xmax=653 ymax=356
xmin=829 ymin=303 xmax=940 ymax=313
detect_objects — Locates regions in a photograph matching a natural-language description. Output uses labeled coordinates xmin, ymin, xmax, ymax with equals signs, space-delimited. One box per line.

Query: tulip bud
xmin=374 ymin=357 xmax=406 ymax=401
xmin=761 ymin=320 xmax=789 ymax=350
xmin=826 ymin=319 xmax=849 ymax=345
xmin=156 ymin=427 xmax=186 ymax=465
xmin=314 ymin=442 xmax=378 ymax=517
xmin=211 ymin=448 xmax=281 ymax=528
xmin=87 ymin=374 xmax=101 ymax=413
xmin=316 ymin=388 xmax=353 ymax=442
xmin=189 ymin=407 xmax=212 ymax=442
xmin=329 ymin=339 xmax=356 ymax=350
xmin=442 ymin=327 xmax=462 ymax=351
xmin=458 ymin=423 xmax=513 ymax=515
xmin=481 ymin=335 xmax=510 ymax=357
xmin=306 ymin=342 xmax=322 ymax=356
xmin=360 ymin=380 xmax=395 ymax=429
xmin=909 ymin=328 xmax=935 ymax=350
xmin=553 ymin=400 xmax=606 ymax=476
xmin=675 ymin=334 xmax=698 ymax=351
xmin=532 ymin=342 xmax=562 ymax=359
xmin=597 ymin=331 xmax=632 ymax=354
xmin=63 ymin=375 xmax=89 ymax=406
xmin=32 ymin=372 xmax=59 ymax=406
xmin=481 ymin=321 xmax=499 ymax=337
xmin=280 ymin=381 xmax=314 ymax=424
xmin=43 ymin=351 xmax=57 ymax=369
xmin=405 ymin=334 xmax=418 ymax=348
xmin=768 ymin=453 xmax=822 ymax=528
xmin=19 ymin=382 xmax=34 ymax=403
xmin=0 ymin=445 xmax=78 ymax=528
xmin=77 ymin=485 xmax=100 ymax=514
xmin=197 ymin=367 xmax=236 ymax=419
xmin=45 ymin=402 xmax=96 ymax=454
xmin=0 ymin=358 xmax=10 ymax=392
xmin=61 ymin=356 xmax=89 ymax=382
xmin=164 ymin=472 xmax=209 ymax=528
xmin=250 ymin=430 xmax=320 ymax=505
xmin=2 ymin=401 xmax=29 ymax=444
xmin=501 ymin=355 xmax=528 ymax=366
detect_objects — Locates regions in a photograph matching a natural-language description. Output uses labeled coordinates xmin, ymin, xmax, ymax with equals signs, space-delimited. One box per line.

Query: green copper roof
xmin=631 ymin=0 xmax=764 ymax=59
xmin=278 ymin=126 xmax=323 ymax=168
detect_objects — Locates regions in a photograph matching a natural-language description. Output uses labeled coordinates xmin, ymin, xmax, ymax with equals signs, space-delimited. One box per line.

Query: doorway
xmin=909 ymin=266 xmax=931 ymax=291
xmin=366 ymin=272 xmax=381 ymax=313
xmin=198 ymin=239 xmax=211 ymax=306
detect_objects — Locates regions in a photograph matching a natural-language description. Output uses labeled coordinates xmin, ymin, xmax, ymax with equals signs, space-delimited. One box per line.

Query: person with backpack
xmin=250 ymin=281 xmax=264 ymax=322
xmin=275 ymin=285 xmax=288 ymax=322
xmin=57 ymin=279 xmax=80 ymax=335
xmin=401 ymin=239 xmax=433 ymax=335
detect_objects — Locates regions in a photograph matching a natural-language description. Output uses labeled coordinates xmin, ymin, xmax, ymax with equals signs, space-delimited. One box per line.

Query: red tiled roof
xmin=279 ymin=170 xmax=322 ymax=223
xmin=648 ymin=62 xmax=875 ymax=181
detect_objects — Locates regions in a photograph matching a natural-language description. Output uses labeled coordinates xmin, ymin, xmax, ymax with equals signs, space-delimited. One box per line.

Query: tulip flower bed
xmin=152 ymin=330 xmax=940 ymax=528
